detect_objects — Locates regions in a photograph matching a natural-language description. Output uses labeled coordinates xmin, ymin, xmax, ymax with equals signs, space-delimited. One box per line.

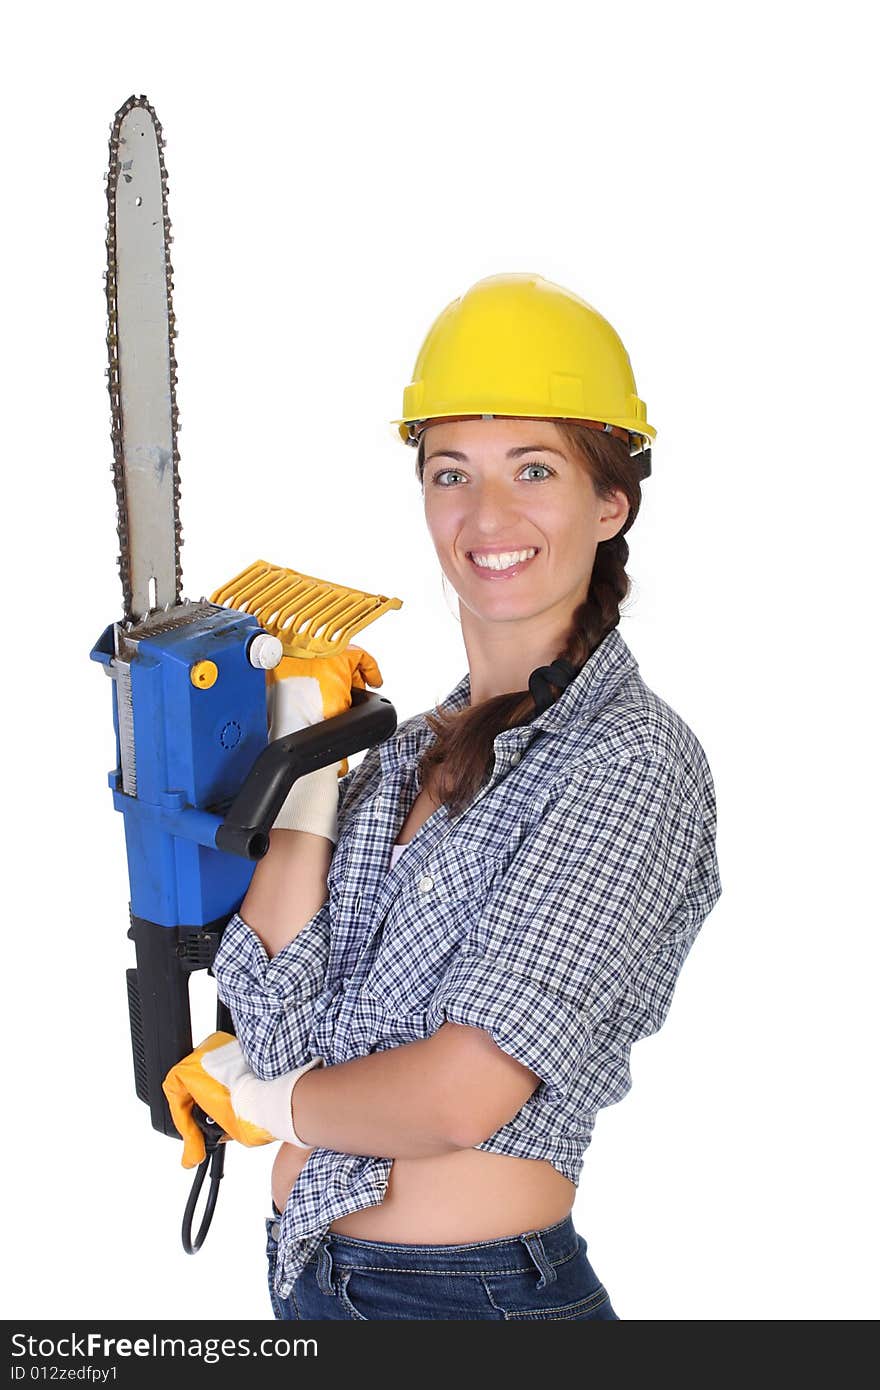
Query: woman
xmin=170 ymin=273 xmax=723 ymax=1320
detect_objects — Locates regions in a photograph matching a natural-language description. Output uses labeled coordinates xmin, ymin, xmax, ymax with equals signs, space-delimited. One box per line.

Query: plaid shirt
xmin=213 ymin=625 xmax=723 ymax=1297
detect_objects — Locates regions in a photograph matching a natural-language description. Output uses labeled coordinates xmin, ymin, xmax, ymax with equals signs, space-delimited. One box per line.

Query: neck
xmin=461 ymin=608 xmax=576 ymax=706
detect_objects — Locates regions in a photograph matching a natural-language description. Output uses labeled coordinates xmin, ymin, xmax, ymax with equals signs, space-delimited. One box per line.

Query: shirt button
xmin=418 ymin=875 xmax=434 ymax=893
xmin=509 ymin=751 xmax=522 ymax=765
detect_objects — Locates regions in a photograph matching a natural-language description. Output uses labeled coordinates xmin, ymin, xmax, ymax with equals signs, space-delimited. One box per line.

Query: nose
xmin=468 ymin=474 xmax=522 ymax=533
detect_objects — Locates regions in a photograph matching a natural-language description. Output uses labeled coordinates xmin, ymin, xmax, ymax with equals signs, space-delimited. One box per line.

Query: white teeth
xmin=470 ymin=548 xmax=537 ymax=571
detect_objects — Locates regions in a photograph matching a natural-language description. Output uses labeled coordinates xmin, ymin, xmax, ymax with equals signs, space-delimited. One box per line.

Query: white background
xmin=2 ymin=0 xmax=877 ymax=1323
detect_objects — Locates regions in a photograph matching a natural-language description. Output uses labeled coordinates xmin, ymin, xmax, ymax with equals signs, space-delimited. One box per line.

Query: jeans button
xmin=270 ymin=1222 xmax=281 ymax=1240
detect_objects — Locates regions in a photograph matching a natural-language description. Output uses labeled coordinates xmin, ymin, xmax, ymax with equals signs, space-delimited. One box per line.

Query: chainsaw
xmin=90 ymin=94 xmax=401 ymax=1253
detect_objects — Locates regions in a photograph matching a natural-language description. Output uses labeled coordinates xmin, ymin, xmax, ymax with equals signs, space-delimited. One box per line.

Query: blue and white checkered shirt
xmin=212 ymin=625 xmax=723 ymax=1297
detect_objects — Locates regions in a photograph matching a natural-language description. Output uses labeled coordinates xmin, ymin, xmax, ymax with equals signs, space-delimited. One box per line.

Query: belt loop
xmin=316 ymin=1237 xmax=336 ymax=1295
xmin=520 ymin=1229 xmax=557 ymax=1291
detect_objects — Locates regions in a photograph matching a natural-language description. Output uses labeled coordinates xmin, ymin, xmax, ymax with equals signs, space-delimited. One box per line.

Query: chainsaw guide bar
xmin=104 ymin=94 xmax=183 ymax=625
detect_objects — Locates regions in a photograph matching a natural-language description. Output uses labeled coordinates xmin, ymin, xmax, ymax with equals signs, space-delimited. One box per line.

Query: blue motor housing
xmin=92 ymin=604 xmax=267 ymax=929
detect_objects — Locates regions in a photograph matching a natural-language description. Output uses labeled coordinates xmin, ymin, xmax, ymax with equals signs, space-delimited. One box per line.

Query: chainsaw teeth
xmin=104 ymin=94 xmax=183 ymax=622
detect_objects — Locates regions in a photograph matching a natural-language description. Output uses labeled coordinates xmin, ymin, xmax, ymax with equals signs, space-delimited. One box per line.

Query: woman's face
xmin=421 ymin=417 xmax=628 ymax=629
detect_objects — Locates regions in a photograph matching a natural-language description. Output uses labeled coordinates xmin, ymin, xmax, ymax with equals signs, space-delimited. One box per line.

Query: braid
xmin=571 ymin=529 xmax=631 ymax=663
xmin=523 ymin=529 xmax=630 ymax=715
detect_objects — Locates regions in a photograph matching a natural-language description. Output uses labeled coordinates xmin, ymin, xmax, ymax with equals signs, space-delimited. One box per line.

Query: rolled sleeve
xmin=427 ymin=754 xmax=716 ymax=1101
xmin=427 ymin=951 xmax=589 ymax=1097
xmin=212 ymin=905 xmax=331 ymax=1079
xmin=210 ymin=764 xmax=360 ymax=1078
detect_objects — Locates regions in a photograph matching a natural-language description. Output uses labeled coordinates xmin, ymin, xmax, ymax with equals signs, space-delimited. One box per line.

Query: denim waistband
xmin=301 ymin=1213 xmax=580 ymax=1286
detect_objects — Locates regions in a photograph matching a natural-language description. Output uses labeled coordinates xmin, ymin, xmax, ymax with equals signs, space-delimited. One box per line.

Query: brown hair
xmin=415 ymin=421 xmax=647 ymax=819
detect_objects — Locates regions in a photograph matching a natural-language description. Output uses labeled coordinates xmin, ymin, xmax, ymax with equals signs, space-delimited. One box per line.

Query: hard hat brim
xmin=390 ymin=412 xmax=656 ymax=454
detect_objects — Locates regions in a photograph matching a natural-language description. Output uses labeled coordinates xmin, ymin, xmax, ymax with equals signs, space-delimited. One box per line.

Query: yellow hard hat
xmin=392 ymin=272 xmax=655 ymax=468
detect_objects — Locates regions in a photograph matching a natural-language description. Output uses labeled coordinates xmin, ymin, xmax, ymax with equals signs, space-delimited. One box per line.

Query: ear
xmin=599 ymin=487 xmax=630 ymax=538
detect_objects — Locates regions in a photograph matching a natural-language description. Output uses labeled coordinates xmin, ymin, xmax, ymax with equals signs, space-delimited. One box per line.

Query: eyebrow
xmin=424 ymin=445 xmax=567 ymax=463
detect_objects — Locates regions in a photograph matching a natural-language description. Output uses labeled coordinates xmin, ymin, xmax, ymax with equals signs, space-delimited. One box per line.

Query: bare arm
xmin=238 ymin=828 xmax=333 ymax=960
xmin=290 ymin=1021 xmax=541 ymax=1158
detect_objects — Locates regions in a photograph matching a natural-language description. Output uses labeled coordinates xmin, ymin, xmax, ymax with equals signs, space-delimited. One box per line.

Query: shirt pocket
xmin=362 ymin=844 xmax=497 ymax=1017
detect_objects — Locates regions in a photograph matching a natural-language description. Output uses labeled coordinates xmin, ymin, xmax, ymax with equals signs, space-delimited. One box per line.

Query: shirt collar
xmin=389 ymin=625 xmax=639 ymax=767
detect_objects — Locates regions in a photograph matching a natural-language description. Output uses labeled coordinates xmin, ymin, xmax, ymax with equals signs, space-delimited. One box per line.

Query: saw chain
xmin=104 ymin=94 xmax=183 ymax=624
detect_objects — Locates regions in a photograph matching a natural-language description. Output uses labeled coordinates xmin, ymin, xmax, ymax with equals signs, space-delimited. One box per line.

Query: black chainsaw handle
xmin=216 ymin=686 xmax=398 ymax=860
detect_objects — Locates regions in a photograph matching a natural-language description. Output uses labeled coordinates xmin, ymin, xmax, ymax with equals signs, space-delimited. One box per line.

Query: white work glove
xmin=163 ymin=1031 xmax=324 ymax=1167
xmin=273 ymin=762 xmax=342 ymax=844
xmin=267 ymin=645 xmax=384 ymax=842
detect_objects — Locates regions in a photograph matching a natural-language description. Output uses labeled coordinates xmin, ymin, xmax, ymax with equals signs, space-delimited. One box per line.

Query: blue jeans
xmin=265 ymin=1204 xmax=620 ymax=1320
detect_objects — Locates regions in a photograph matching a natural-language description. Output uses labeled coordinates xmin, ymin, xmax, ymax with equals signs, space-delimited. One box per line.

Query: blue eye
xmin=430 ymin=463 xmax=554 ymax=486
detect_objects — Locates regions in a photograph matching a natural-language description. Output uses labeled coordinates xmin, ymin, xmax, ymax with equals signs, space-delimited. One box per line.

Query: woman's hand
xmin=267 ymin=643 xmax=384 ymax=743
xmin=267 ymin=643 xmax=384 ymax=838
xmin=162 ymin=1031 xmax=324 ymax=1167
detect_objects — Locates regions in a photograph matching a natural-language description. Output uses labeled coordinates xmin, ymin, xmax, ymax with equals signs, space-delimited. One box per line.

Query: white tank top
xmin=389 ymin=842 xmax=409 ymax=870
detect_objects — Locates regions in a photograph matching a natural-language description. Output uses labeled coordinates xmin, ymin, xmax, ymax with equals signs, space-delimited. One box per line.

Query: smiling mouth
xmin=466 ymin=548 xmax=541 ymax=576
